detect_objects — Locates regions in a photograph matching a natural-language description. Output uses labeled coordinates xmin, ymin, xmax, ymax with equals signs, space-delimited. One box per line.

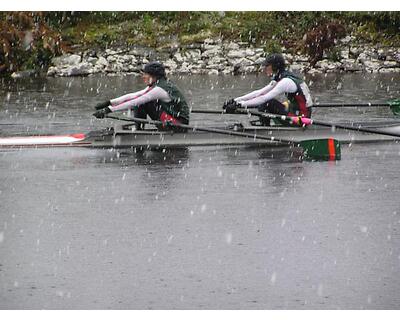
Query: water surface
xmin=0 ymin=73 xmax=400 ymax=309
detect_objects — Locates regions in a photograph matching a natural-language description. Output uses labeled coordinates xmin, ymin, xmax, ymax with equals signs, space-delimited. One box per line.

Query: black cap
xmin=263 ymin=53 xmax=286 ymax=73
xmin=142 ymin=62 xmax=166 ymax=79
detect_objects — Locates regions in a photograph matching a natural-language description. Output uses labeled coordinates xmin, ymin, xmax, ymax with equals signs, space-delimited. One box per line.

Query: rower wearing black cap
xmin=223 ymin=53 xmax=313 ymax=124
xmin=93 ymin=61 xmax=189 ymax=131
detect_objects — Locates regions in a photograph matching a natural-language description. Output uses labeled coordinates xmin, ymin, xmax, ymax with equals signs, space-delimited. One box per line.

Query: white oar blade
xmin=0 ymin=134 xmax=87 ymax=148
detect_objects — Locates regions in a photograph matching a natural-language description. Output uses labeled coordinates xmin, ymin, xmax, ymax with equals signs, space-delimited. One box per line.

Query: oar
xmin=191 ymin=98 xmax=400 ymax=116
xmin=311 ymin=99 xmax=400 ymax=115
xmin=236 ymin=109 xmax=400 ymax=139
xmin=105 ymin=114 xmax=341 ymax=161
xmin=191 ymin=109 xmax=224 ymax=114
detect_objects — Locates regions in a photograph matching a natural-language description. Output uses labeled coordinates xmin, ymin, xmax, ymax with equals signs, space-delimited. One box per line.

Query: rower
xmin=93 ymin=61 xmax=190 ymax=131
xmin=223 ymin=53 xmax=313 ymax=126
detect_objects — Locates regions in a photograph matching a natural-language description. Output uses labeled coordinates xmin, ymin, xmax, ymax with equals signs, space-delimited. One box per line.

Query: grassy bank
xmin=60 ymin=12 xmax=400 ymax=49
xmin=1 ymin=12 xmax=400 ymax=74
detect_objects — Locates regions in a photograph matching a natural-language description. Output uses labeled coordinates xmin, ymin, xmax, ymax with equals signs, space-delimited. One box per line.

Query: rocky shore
xmin=13 ymin=37 xmax=400 ymax=78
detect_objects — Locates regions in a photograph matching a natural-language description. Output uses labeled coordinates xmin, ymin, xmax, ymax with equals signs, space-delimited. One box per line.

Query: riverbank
xmin=3 ymin=12 xmax=400 ymax=78
xmin=38 ymin=37 xmax=400 ymax=79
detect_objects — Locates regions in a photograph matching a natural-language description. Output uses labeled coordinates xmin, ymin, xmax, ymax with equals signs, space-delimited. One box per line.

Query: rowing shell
xmin=1 ymin=121 xmax=400 ymax=149
xmin=0 ymin=133 xmax=91 ymax=148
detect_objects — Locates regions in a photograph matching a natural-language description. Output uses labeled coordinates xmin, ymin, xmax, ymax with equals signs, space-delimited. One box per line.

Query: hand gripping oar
xmin=237 ymin=109 xmax=400 ymax=139
xmin=314 ymin=99 xmax=400 ymax=116
xmin=105 ymin=114 xmax=340 ymax=161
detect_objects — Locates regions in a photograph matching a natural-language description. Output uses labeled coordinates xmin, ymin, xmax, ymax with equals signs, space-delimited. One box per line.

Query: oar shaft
xmin=309 ymin=119 xmax=400 ymax=138
xmin=191 ymin=109 xmax=400 ymax=138
xmin=192 ymin=98 xmax=400 ymax=116
xmin=314 ymin=103 xmax=391 ymax=107
xmin=190 ymin=103 xmax=389 ymax=113
xmin=242 ymin=109 xmax=400 ymax=138
xmin=105 ymin=113 xmax=341 ymax=161
xmin=191 ymin=109 xmax=224 ymax=114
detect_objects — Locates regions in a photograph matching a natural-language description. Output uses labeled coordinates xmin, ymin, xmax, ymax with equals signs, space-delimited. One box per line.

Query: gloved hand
xmin=223 ymin=98 xmax=235 ymax=108
xmin=223 ymin=100 xmax=241 ymax=114
xmin=94 ymin=100 xmax=111 ymax=110
xmin=93 ymin=107 xmax=112 ymax=119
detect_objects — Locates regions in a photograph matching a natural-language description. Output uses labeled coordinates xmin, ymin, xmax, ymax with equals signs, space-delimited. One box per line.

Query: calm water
xmin=1 ymin=73 xmax=400 ymax=309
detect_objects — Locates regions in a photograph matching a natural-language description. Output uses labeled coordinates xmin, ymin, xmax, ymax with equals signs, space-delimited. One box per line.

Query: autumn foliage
xmin=0 ymin=12 xmax=70 ymax=74
xmin=301 ymin=22 xmax=347 ymax=67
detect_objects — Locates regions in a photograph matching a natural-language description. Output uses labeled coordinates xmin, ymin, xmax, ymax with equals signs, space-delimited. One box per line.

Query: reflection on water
xmin=106 ymin=148 xmax=191 ymax=198
xmin=114 ymin=148 xmax=191 ymax=167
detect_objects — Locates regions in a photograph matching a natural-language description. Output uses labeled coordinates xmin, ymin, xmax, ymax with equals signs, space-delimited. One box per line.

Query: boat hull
xmin=1 ymin=123 xmax=400 ymax=149
xmin=89 ymin=123 xmax=400 ymax=149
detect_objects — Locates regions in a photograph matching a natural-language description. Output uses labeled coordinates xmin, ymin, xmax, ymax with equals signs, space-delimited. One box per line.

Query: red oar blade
xmin=299 ymin=138 xmax=341 ymax=161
